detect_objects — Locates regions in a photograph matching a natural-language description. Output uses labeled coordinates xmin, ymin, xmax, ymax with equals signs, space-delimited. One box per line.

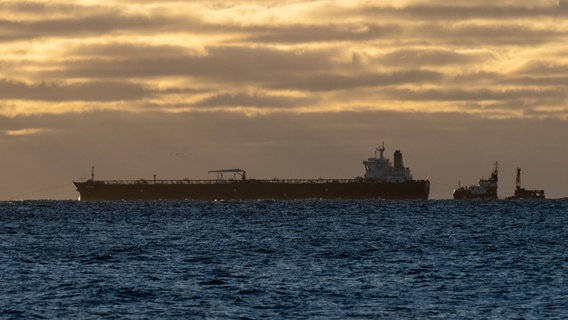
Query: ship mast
xmin=491 ymin=161 xmax=499 ymax=181
xmin=516 ymin=168 xmax=521 ymax=189
xmin=376 ymin=142 xmax=385 ymax=160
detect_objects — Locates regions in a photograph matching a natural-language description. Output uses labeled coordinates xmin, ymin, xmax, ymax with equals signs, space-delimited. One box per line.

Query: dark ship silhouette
xmin=453 ymin=164 xmax=546 ymax=200
xmin=506 ymin=168 xmax=545 ymax=200
xmin=74 ymin=143 xmax=430 ymax=201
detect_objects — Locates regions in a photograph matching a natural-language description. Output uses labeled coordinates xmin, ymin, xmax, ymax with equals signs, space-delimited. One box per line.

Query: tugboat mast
xmin=515 ymin=168 xmax=522 ymax=189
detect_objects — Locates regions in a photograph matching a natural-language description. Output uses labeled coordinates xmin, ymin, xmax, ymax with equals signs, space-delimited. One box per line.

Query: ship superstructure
xmin=73 ymin=143 xmax=430 ymax=201
xmin=362 ymin=143 xmax=413 ymax=183
xmin=453 ymin=162 xmax=499 ymax=199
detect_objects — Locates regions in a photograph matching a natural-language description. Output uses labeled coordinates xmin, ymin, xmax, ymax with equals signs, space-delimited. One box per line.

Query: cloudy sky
xmin=1 ymin=0 xmax=567 ymax=199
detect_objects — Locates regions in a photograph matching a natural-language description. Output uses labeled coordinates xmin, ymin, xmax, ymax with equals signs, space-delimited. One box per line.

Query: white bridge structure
xmin=362 ymin=143 xmax=413 ymax=183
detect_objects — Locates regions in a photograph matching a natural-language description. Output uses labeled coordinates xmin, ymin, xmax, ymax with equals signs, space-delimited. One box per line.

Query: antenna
xmin=376 ymin=142 xmax=386 ymax=159
xmin=91 ymin=166 xmax=95 ymax=181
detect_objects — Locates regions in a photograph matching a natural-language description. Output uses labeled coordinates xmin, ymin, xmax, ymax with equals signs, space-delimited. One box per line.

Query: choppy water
xmin=1 ymin=200 xmax=567 ymax=319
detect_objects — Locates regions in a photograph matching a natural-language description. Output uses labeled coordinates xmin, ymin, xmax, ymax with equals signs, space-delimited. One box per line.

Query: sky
xmin=1 ymin=0 xmax=567 ymax=200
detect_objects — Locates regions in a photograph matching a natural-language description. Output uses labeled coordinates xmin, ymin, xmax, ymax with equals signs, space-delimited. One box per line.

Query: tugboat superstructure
xmin=453 ymin=162 xmax=499 ymax=199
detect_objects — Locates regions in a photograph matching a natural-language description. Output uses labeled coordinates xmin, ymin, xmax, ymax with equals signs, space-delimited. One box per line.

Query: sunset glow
xmin=1 ymin=1 xmax=567 ymax=199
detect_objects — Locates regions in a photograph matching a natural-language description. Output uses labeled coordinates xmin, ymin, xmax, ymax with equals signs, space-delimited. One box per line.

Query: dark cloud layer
xmin=244 ymin=23 xmax=403 ymax=43
xmin=379 ymin=49 xmax=487 ymax=66
xmin=357 ymin=3 xmax=568 ymax=21
xmin=0 ymin=79 xmax=150 ymax=101
xmin=0 ymin=3 xmax=204 ymax=41
xmin=387 ymin=88 xmax=566 ymax=102
xmin=51 ymin=46 xmax=335 ymax=81
xmin=192 ymin=92 xmax=316 ymax=108
xmin=265 ymin=70 xmax=444 ymax=92
xmin=0 ymin=0 xmax=565 ymax=119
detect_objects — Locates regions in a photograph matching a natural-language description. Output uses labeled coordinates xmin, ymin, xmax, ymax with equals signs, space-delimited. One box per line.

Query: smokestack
xmin=394 ymin=150 xmax=404 ymax=169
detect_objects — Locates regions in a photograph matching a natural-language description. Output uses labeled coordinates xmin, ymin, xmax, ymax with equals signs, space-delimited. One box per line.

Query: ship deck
xmin=82 ymin=178 xmax=371 ymax=185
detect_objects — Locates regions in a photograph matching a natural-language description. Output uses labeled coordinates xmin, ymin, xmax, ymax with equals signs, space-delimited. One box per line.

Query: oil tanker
xmin=73 ymin=144 xmax=430 ymax=201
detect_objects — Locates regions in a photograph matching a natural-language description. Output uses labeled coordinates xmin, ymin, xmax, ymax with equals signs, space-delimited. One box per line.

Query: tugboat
xmin=453 ymin=162 xmax=499 ymax=199
xmin=506 ymin=168 xmax=545 ymax=199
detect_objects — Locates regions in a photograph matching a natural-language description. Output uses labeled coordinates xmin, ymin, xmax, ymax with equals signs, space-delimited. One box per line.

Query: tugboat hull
xmin=453 ymin=186 xmax=498 ymax=200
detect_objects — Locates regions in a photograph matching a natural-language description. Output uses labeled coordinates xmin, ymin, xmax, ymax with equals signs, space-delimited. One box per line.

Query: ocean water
xmin=1 ymin=200 xmax=567 ymax=319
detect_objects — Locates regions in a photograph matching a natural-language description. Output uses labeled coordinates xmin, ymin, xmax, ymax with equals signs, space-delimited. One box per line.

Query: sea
xmin=1 ymin=199 xmax=567 ymax=319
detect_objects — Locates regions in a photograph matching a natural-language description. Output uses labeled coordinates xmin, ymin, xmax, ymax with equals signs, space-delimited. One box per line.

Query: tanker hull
xmin=74 ymin=179 xmax=430 ymax=201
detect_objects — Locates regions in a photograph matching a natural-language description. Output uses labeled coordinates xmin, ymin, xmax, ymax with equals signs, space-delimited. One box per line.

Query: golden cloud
xmin=0 ymin=0 xmax=566 ymax=119
xmin=4 ymin=128 xmax=48 ymax=136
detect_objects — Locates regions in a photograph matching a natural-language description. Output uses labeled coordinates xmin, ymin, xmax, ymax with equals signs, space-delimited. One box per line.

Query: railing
xmin=85 ymin=178 xmax=370 ymax=185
